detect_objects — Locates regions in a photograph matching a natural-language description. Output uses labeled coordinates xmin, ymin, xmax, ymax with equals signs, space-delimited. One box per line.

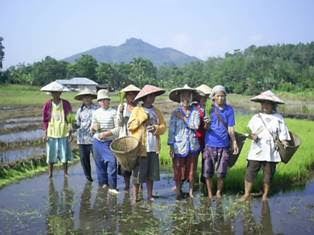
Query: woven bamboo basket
xmin=110 ymin=136 xmax=139 ymax=171
xmin=278 ymin=131 xmax=301 ymax=164
xmin=228 ymin=132 xmax=247 ymax=167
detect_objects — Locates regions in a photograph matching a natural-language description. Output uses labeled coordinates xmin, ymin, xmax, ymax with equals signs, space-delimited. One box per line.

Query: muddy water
xmin=0 ymin=146 xmax=45 ymax=164
xmin=0 ymin=163 xmax=313 ymax=234
xmin=0 ymin=129 xmax=44 ymax=144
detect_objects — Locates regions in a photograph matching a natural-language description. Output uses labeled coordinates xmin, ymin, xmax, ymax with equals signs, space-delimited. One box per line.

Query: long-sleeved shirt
xmin=42 ymin=99 xmax=72 ymax=131
xmin=168 ymin=105 xmax=200 ymax=157
xmin=91 ymin=107 xmax=119 ymax=141
xmin=76 ymin=103 xmax=98 ymax=144
xmin=128 ymin=106 xmax=166 ymax=157
xmin=247 ymin=112 xmax=290 ymax=162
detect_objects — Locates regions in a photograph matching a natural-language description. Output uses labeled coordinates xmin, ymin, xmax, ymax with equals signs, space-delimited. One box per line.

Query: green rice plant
xmin=159 ymin=115 xmax=314 ymax=194
xmin=0 ymin=150 xmax=80 ymax=188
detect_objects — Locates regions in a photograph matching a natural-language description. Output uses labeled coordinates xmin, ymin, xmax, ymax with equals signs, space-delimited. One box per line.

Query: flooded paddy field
xmin=0 ymin=162 xmax=313 ymax=234
xmin=0 ymin=146 xmax=45 ymax=164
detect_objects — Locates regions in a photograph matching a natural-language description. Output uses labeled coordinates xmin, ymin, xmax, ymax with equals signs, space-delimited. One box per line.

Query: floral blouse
xmin=75 ymin=103 xmax=98 ymax=144
xmin=168 ymin=105 xmax=201 ymax=157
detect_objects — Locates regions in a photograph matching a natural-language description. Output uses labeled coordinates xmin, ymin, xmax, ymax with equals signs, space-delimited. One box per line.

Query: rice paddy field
xmin=0 ymin=84 xmax=314 ymax=234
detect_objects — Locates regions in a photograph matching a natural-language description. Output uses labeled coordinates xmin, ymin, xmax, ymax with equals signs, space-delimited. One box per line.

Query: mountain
xmin=63 ymin=38 xmax=201 ymax=66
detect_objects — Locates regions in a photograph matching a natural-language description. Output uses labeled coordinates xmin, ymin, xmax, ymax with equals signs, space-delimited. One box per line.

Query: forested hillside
xmin=1 ymin=42 xmax=314 ymax=95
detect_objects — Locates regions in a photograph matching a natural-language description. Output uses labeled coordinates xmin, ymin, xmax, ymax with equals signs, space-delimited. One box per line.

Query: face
xmin=51 ymin=91 xmax=62 ymax=100
xmin=199 ymin=95 xmax=208 ymax=106
xmin=261 ymin=101 xmax=274 ymax=114
xmin=213 ymin=91 xmax=226 ymax=107
xmin=82 ymin=96 xmax=93 ymax=105
xmin=98 ymin=99 xmax=110 ymax=109
xmin=126 ymin=92 xmax=138 ymax=104
xmin=180 ymin=91 xmax=192 ymax=106
xmin=143 ymin=94 xmax=155 ymax=107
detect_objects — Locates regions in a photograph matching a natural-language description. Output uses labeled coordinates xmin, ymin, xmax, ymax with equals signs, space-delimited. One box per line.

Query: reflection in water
xmin=261 ymin=201 xmax=274 ymax=235
xmin=240 ymin=200 xmax=274 ymax=235
xmin=79 ymin=182 xmax=93 ymax=233
xmin=47 ymin=178 xmax=74 ymax=234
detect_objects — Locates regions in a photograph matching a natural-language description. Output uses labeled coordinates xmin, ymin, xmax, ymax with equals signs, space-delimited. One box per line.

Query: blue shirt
xmin=205 ymin=104 xmax=235 ymax=148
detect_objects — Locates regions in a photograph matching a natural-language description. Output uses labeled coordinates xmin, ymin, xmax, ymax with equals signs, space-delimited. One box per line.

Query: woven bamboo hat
xmin=40 ymin=81 xmax=65 ymax=92
xmin=134 ymin=85 xmax=165 ymax=102
xmin=169 ymin=84 xmax=201 ymax=103
xmin=121 ymin=84 xmax=141 ymax=93
xmin=97 ymin=89 xmax=111 ymax=101
xmin=74 ymin=88 xmax=97 ymax=100
xmin=250 ymin=90 xmax=284 ymax=104
xmin=196 ymin=84 xmax=212 ymax=96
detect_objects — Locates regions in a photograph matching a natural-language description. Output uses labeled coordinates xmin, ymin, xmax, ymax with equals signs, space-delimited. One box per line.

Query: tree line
xmin=1 ymin=41 xmax=314 ymax=95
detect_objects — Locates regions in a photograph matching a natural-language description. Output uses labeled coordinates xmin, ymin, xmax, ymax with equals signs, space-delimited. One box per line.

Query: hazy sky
xmin=1 ymin=0 xmax=314 ymax=68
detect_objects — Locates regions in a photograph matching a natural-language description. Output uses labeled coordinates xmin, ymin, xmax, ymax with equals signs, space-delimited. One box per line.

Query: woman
xmin=128 ymin=85 xmax=166 ymax=202
xmin=41 ymin=81 xmax=73 ymax=178
xmin=116 ymin=84 xmax=140 ymax=191
xmin=168 ymin=84 xmax=201 ymax=200
xmin=193 ymin=84 xmax=212 ymax=188
xmin=240 ymin=90 xmax=290 ymax=201
xmin=203 ymin=85 xmax=239 ymax=199
xmin=91 ymin=89 xmax=119 ymax=194
xmin=75 ymin=88 xmax=98 ymax=182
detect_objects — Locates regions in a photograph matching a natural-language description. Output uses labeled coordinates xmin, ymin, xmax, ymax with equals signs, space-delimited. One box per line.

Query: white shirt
xmin=247 ymin=112 xmax=290 ymax=162
xmin=145 ymin=107 xmax=158 ymax=152
xmin=92 ymin=107 xmax=119 ymax=141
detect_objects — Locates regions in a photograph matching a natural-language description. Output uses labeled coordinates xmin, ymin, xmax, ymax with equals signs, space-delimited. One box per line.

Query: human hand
xmin=147 ymin=125 xmax=156 ymax=133
xmin=232 ymin=141 xmax=239 ymax=155
xmin=169 ymin=147 xmax=174 ymax=158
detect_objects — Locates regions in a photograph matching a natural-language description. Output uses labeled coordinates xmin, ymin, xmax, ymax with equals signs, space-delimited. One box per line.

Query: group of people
xmin=41 ymin=81 xmax=291 ymax=202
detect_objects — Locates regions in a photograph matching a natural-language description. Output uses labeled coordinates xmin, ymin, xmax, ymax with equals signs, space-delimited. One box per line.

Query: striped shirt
xmin=92 ymin=107 xmax=119 ymax=141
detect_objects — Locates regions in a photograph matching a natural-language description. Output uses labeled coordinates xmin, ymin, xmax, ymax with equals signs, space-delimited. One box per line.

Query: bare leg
xmin=189 ymin=179 xmax=194 ymax=198
xmin=124 ymin=175 xmax=130 ymax=191
xmin=205 ymin=178 xmax=213 ymax=200
xmin=134 ymin=183 xmax=141 ymax=202
xmin=63 ymin=162 xmax=68 ymax=176
xmin=175 ymin=181 xmax=182 ymax=200
xmin=48 ymin=163 xmax=53 ymax=178
xmin=216 ymin=178 xmax=224 ymax=199
xmin=240 ymin=180 xmax=253 ymax=202
xmin=147 ymin=180 xmax=154 ymax=201
xmin=262 ymin=183 xmax=270 ymax=201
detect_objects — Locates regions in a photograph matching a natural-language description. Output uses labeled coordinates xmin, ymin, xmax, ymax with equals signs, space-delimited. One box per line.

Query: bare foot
xmin=262 ymin=194 xmax=268 ymax=201
xmin=216 ymin=191 xmax=222 ymax=199
xmin=239 ymin=194 xmax=251 ymax=202
xmin=148 ymin=197 xmax=155 ymax=202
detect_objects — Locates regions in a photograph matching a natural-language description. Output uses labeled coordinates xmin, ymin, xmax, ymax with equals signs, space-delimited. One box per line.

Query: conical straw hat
xmin=40 ymin=81 xmax=65 ymax=92
xmin=134 ymin=85 xmax=165 ymax=102
xmin=169 ymin=84 xmax=201 ymax=103
xmin=74 ymin=87 xmax=97 ymax=100
xmin=121 ymin=84 xmax=141 ymax=93
xmin=250 ymin=90 xmax=284 ymax=104
xmin=196 ymin=84 xmax=212 ymax=96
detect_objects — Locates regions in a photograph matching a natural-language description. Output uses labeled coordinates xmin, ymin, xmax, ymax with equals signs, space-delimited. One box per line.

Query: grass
xmin=0 ymin=84 xmax=119 ymax=106
xmin=159 ymin=115 xmax=314 ymax=193
xmin=0 ymin=150 xmax=80 ymax=188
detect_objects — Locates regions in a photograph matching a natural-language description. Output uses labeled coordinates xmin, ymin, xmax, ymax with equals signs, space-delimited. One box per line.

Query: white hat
xmin=250 ymin=90 xmax=284 ymax=104
xmin=40 ymin=81 xmax=65 ymax=92
xmin=74 ymin=88 xmax=97 ymax=101
xmin=97 ymin=89 xmax=111 ymax=101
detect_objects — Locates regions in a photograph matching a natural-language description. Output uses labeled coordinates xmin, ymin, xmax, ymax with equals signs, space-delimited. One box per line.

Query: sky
xmin=1 ymin=0 xmax=314 ymax=68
